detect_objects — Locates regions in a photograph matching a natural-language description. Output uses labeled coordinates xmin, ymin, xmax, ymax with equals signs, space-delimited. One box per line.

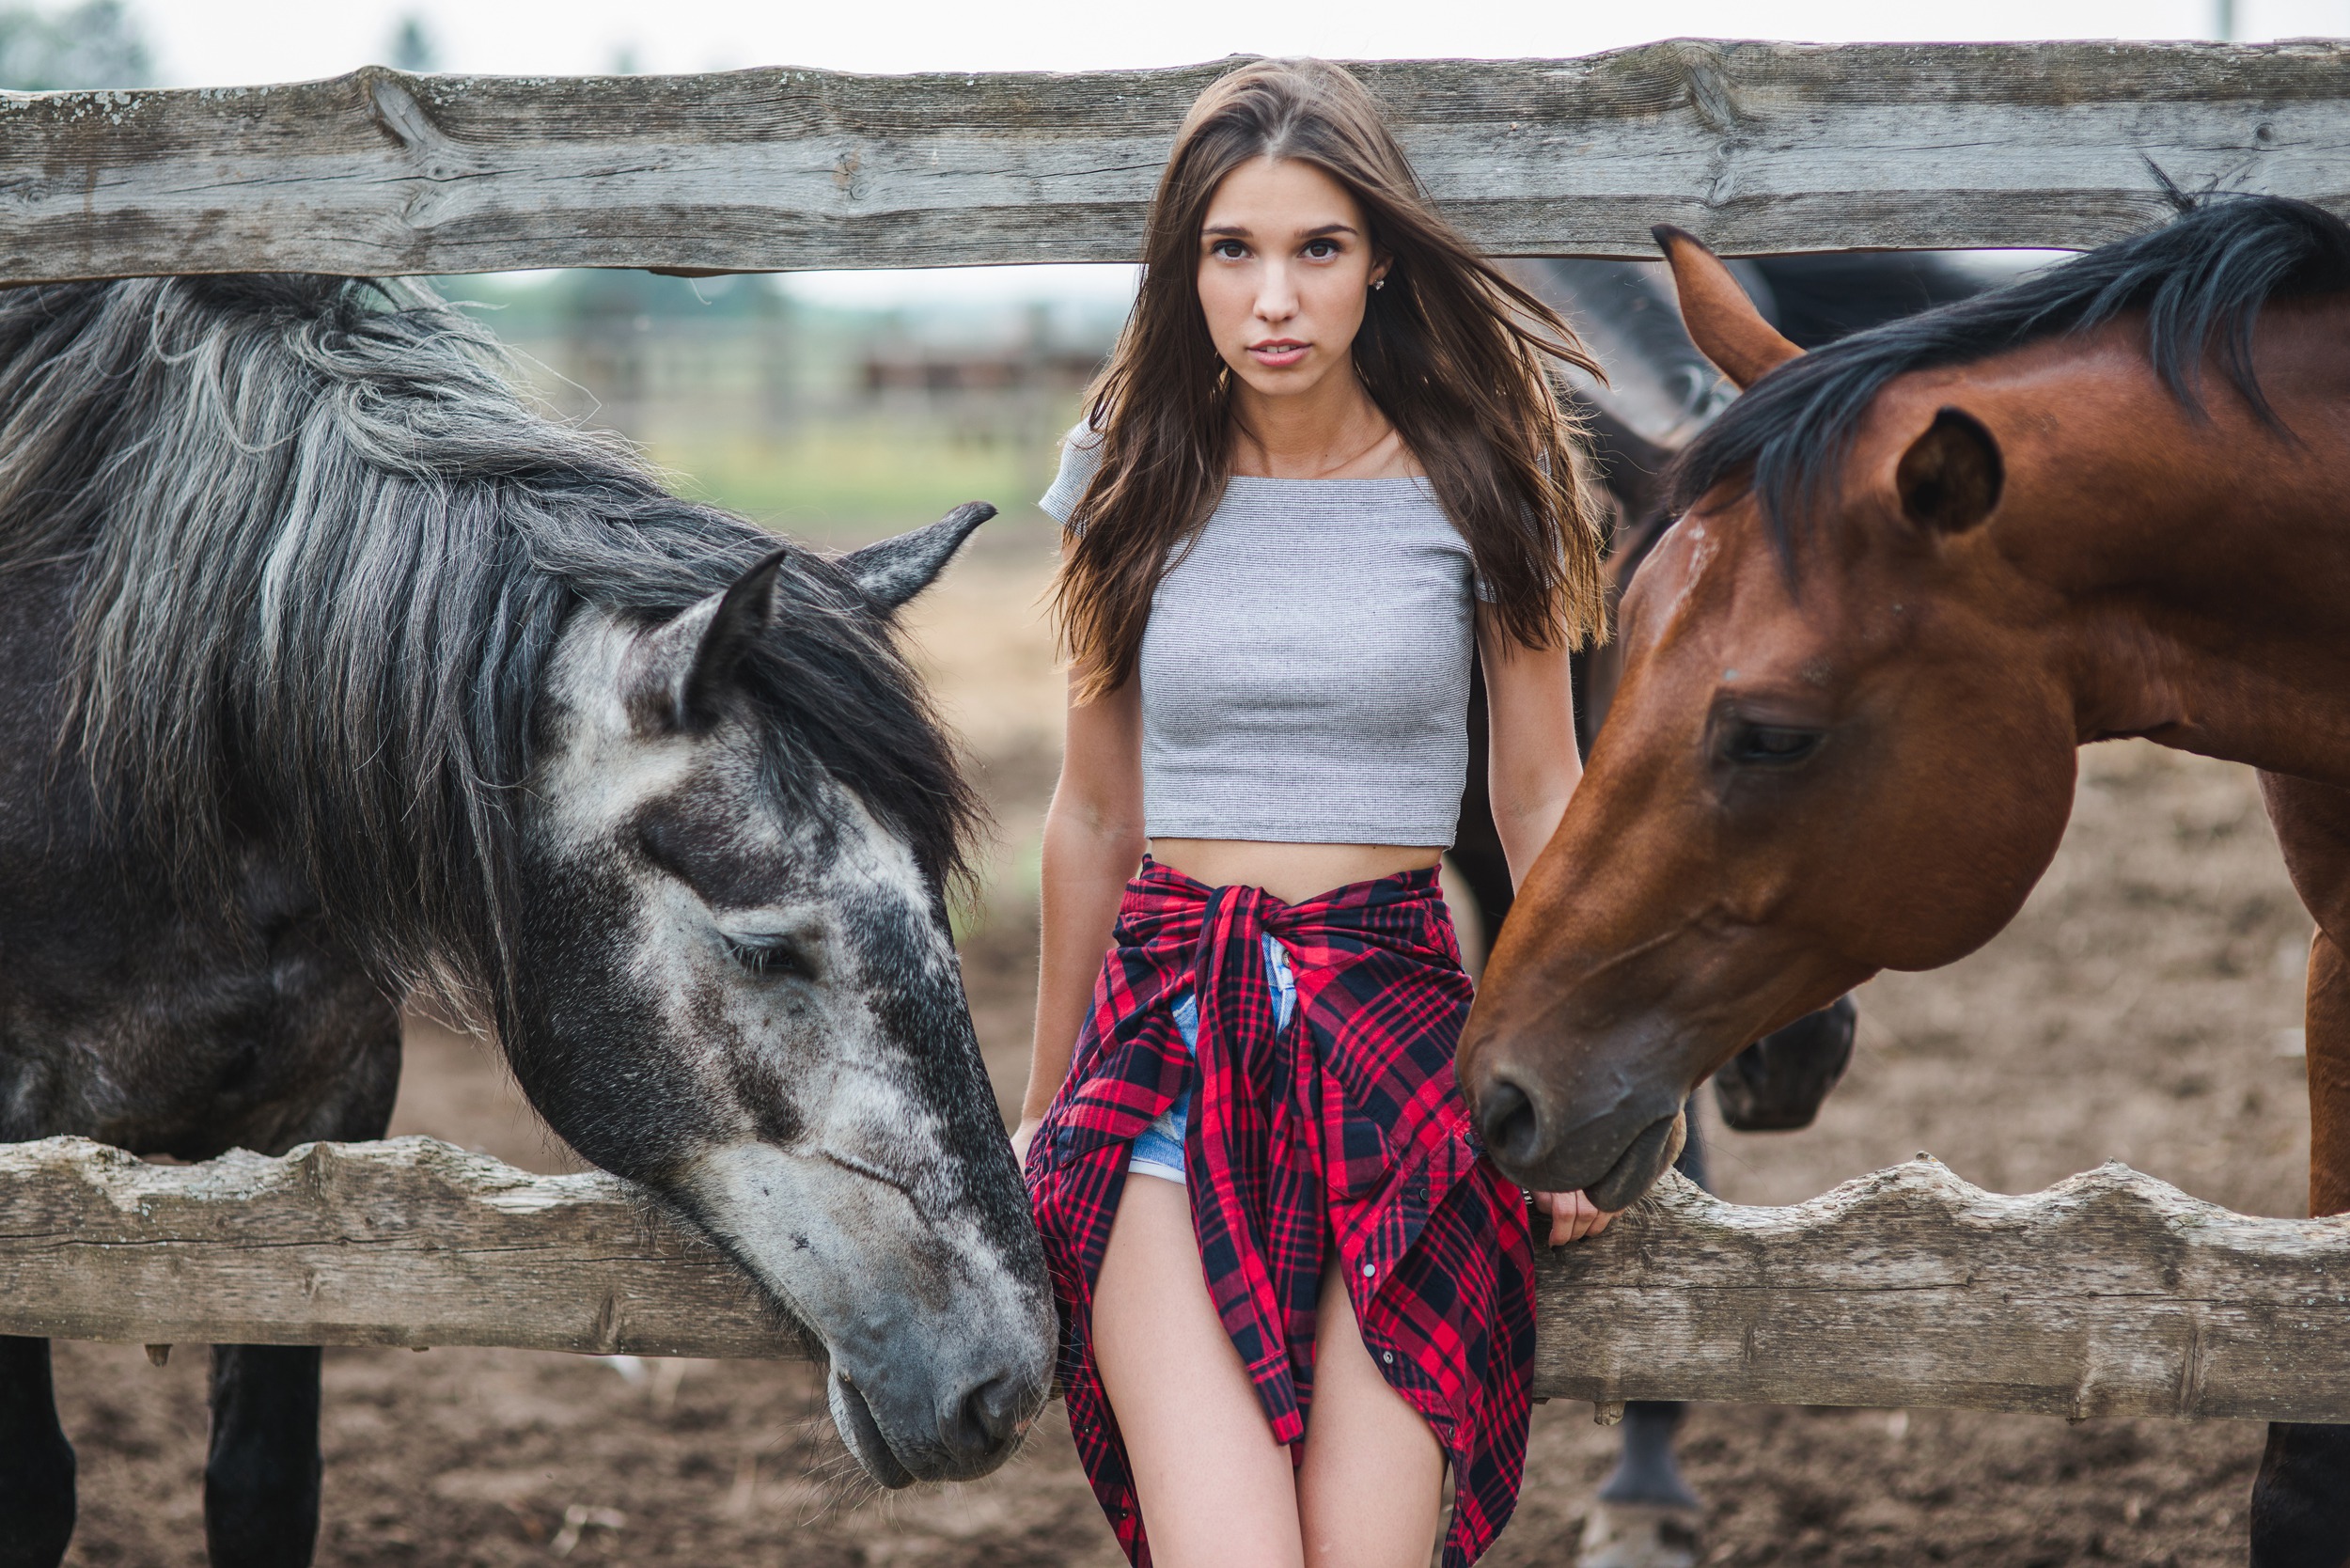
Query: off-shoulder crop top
xmin=1042 ymin=424 xmax=1490 ymax=847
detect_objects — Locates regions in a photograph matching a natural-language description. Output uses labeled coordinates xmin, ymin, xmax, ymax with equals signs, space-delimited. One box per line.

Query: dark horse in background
xmin=0 ymin=276 xmax=1055 ymax=1565
xmin=1447 ymin=248 xmax=1985 ymax=1565
xmin=1462 ymin=196 xmax=2350 ymax=1565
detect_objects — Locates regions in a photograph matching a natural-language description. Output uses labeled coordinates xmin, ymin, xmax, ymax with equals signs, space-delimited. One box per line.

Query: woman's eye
xmin=1723 ymin=723 xmax=1824 ymax=767
xmin=725 ymin=935 xmax=816 ymax=980
xmin=1210 ymin=240 xmax=1247 ymax=259
xmin=1304 ymin=239 xmax=1339 ymax=259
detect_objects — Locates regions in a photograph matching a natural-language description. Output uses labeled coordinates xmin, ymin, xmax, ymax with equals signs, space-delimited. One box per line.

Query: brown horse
xmin=1457 ymin=194 xmax=2350 ymax=1565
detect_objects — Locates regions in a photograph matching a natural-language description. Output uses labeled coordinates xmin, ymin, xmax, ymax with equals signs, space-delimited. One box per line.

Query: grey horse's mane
xmin=0 ymin=273 xmax=979 ymax=1016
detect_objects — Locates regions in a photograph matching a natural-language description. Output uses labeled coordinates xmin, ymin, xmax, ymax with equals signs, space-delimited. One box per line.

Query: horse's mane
xmin=1668 ymin=195 xmax=2350 ymax=561
xmin=0 ymin=274 xmax=979 ymax=1012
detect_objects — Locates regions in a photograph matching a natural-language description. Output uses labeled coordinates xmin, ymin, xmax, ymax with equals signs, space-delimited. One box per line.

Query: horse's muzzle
xmin=1583 ymin=1109 xmax=1687 ymax=1213
xmin=1473 ymin=1070 xmax=1685 ymax=1206
xmin=830 ymin=1343 xmax=1050 ymax=1486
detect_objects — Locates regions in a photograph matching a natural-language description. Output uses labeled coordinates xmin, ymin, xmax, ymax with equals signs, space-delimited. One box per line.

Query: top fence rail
xmin=1 ymin=39 xmax=2346 ymax=283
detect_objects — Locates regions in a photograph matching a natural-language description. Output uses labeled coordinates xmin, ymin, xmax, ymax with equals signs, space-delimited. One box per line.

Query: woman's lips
xmin=1247 ymin=340 xmax=1309 ymax=368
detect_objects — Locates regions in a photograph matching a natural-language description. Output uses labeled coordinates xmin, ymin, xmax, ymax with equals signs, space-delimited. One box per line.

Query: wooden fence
xmin=1 ymin=40 xmax=2347 ymax=283
xmin=2 ymin=1137 xmax=2344 ymax=1421
xmin=3 ymin=41 xmax=2349 ymax=1419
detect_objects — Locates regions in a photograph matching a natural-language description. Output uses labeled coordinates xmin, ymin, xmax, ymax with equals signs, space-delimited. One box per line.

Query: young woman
xmin=1012 ymin=58 xmax=1614 ymax=1568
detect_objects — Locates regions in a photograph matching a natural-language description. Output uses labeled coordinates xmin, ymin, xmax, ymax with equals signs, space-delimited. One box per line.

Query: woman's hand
xmin=1010 ymin=1116 xmax=1043 ymax=1168
xmin=1532 ymin=1188 xmax=1617 ymax=1246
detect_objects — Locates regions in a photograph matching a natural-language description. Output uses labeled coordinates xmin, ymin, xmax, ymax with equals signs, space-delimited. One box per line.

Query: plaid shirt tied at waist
xmin=1025 ymin=858 xmax=1537 ymax=1567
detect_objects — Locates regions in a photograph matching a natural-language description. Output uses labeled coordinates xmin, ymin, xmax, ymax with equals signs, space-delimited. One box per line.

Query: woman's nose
xmin=1254 ymin=263 xmax=1298 ymax=323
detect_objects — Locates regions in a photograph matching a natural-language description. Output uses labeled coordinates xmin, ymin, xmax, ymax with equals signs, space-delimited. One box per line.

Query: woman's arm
xmin=1475 ymin=621 xmax=1615 ymax=1242
xmin=1011 ymin=673 xmax=1148 ymax=1163
xmin=1475 ymin=619 xmax=1583 ymax=886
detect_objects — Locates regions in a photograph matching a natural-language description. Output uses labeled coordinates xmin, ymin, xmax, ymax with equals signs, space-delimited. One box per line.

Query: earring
xmin=1371 ymin=278 xmax=1387 ymax=291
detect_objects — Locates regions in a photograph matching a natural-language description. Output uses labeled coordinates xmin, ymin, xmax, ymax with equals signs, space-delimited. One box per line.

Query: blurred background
xmin=15 ymin=2 xmax=2345 ymax=1562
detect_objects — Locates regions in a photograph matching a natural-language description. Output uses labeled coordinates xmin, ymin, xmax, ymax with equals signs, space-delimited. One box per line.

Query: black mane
xmin=1668 ymin=195 xmax=2350 ymax=560
xmin=0 ymin=274 xmax=980 ymax=1010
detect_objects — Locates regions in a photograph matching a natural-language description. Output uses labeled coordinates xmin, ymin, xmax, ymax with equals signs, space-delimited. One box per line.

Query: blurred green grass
xmin=645 ymin=424 xmax=1050 ymax=547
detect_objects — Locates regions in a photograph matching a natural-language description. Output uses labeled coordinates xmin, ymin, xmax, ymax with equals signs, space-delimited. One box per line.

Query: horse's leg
xmin=1711 ymin=995 xmax=1858 ymax=1132
xmin=2253 ymin=1418 xmax=2350 ymax=1568
xmin=201 ymin=989 xmax=400 ymax=1568
xmin=0 ymin=1337 xmax=76 ymax=1568
xmin=1580 ymin=1101 xmax=1705 ymax=1568
xmin=205 ymin=1345 xmax=322 ymax=1568
xmin=2252 ymin=775 xmax=2350 ymax=1568
xmin=2247 ymin=924 xmax=2350 ymax=1566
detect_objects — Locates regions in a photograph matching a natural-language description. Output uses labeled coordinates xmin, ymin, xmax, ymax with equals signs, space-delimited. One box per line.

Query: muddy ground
xmin=55 ymin=537 xmax=2318 ymax=1565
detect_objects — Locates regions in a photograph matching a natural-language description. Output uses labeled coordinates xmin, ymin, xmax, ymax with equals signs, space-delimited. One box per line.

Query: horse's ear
xmin=838 ymin=501 xmax=995 ymax=611
xmin=626 ymin=548 xmax=790 ymax=734
xmin=1653 ymin=225 xmax=1803 ymax=390
xmin=1896 ymin=409 xmax=2004 ymax=534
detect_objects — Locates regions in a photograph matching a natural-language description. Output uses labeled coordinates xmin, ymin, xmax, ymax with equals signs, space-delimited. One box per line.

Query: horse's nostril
xmin=949 ymin=1373 xmax=1023 ymax=1459
xmin=1477 ymin=1079 xmax=1543 ymax=1166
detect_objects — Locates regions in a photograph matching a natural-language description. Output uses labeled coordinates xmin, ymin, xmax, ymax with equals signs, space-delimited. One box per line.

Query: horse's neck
xmin=2045 ymin=296 xmax=2350 ymax=782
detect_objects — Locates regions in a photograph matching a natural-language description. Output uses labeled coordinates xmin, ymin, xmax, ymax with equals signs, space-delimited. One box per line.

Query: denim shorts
xmin=1127 ymin=934 xmax=1296 ymax=1185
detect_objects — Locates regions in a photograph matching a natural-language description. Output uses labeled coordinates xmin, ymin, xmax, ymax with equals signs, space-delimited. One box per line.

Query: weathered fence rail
xmin=6 ymin=1136 xmax=2344 ymax=1421
xmin=1 ymin=39 xmax=2346 ymax=282
xmin=1540 ymin=1158 xmax=2350 ymax=1421
xmin=0 ymin=1137 xmax=797 ymax=1358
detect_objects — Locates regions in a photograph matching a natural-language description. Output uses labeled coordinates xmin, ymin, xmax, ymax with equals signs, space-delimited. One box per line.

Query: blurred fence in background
xmin=443 ymin=269 xmax=1122 ymax=542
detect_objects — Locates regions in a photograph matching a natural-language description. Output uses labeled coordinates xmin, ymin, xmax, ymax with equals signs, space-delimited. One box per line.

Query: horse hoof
xmin=1578 ymin=1499 xmax=1701 ymax=1568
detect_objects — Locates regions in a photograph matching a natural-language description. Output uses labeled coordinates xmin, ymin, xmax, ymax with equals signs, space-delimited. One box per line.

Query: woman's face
xmin=1196 ymin=155 xmax=1388 ymax=403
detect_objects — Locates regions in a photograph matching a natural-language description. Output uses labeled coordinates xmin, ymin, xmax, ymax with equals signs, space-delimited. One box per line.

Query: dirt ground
xmin=55 ymin=537 xmax=2317 ymax=1566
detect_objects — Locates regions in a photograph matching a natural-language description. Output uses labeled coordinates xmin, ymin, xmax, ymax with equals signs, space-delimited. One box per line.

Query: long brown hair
xmin=1054 ymin=57 xmax=1606 ymax=698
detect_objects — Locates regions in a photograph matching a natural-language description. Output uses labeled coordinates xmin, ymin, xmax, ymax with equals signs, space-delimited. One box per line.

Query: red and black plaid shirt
xmin=1025 ymin=858 xmax=1536 ymax=1567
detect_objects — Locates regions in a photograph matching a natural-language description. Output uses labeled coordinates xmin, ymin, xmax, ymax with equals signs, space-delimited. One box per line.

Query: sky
xmin=138 ymin=0 xmax=2350 ymax=308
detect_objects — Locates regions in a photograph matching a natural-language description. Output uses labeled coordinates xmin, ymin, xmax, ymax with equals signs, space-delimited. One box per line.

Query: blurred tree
xmin=0 ymin=0 xmax=150 ymax=90
xmin=387 ymin=13 xmax=437 ymax=73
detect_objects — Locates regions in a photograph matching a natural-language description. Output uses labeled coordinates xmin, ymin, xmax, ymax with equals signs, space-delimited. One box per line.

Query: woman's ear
xmin=1369 ymin=252 xmax=1392 ymax=291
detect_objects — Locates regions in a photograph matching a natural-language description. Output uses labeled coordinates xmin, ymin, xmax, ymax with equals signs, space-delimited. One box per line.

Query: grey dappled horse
xmin=0 ymin=275 xmax=1053 ymax=1566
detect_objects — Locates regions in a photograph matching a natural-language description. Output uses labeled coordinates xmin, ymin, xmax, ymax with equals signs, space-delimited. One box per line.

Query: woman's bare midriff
xmin=1149 ymin=839 xmax=1442 ymax=907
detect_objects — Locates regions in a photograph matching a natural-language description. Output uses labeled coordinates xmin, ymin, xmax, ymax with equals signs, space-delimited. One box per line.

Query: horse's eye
xmin=1723 ymin=723 xmax=1823 ymax=767
xmin=724 ymin=934 xmax=817 ymax=981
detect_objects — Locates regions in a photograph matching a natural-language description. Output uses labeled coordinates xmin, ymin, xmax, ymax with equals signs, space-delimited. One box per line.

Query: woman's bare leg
xmin=1295 ymin=1257 xmax=1447 ymax=1566
xmin=1093 ymin=1173 xmax=1304 ymax=1568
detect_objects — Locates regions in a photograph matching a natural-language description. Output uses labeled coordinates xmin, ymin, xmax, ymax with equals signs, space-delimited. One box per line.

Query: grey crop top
xmin=1042 ymin=425 xmax=1489 ymax=847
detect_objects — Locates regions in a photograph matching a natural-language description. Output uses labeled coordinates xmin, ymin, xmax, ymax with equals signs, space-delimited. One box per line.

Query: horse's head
xmin=1461 ymin=232 xmax=2080 ymax=1205
xmin=507 ymin=503 xmax=1052 ymax=1486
